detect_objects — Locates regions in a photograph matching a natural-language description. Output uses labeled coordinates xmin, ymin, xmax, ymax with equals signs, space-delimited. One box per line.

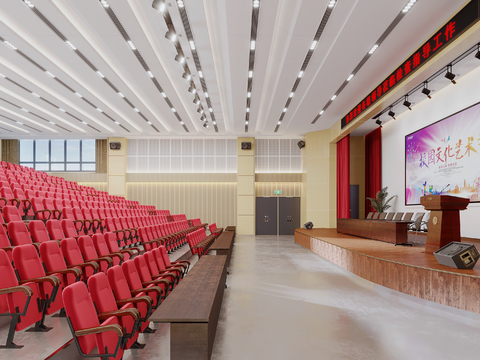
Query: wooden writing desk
xmin=209 ymin=231 xmax=235 ymax=267
xmin=337 ymin=218 xmax=411 ymax=244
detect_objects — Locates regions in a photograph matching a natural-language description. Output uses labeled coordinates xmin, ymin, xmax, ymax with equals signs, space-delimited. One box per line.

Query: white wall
xmin=382 ymin=64 xmax=480 ymax=238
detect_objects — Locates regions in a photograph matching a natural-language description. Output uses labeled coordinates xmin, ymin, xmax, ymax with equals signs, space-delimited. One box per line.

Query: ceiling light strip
xmin=244 ymin=0 xmax=261 ymax=132
xmin=311 ymin=0 xmax=418 ymax=124
xmin=275 ymin=0 xmax=337 ymax=132
xmin=20 ymin=2 xmax=151 ymax=133
xmin=100 ymin=0 xmax=192 ymax=133
xmin=0 ymin=113 xmax=33 ymax=133
xmin=0 ymin=34 xmax=124 ymax=132
xmin=174 ymin=1 xmax=219 ymax=132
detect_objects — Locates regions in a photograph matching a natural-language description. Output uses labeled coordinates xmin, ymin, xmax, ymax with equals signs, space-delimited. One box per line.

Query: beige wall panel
xmin=237 ymin=215 xmax=255 ymax=235
xmin=237 ymin=156 xmax=255 ymax=175
xmin=108 ymin=156 xmax=126 ymax=176
xmin=126 ymin=173 xmax=236 ymax=182
xmin=237 ymin=195 xmax=255 ymax=215
xmin=109 ymin=176 xmax=126 ymax=195
xmin=126 ymin=182 xmax=237 ymax=229
xmin=237 ymin=175 xmax=255 ymax=195
xmin=255 ymin=173 xmax=302 ymax=182
xmin=48 ymin=172 xmax=108 ymax=182
xmin=77 ymin=182 xmax=108 ymax=192
xmin=255 ymin=182 xmax=302 ymax=197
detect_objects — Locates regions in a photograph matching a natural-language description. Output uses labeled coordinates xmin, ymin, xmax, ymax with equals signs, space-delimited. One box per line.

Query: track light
xmin=152 ymin=0 xmax=166 ymax=12
xmin=188 ymin=85 xmax=196 ymax=94
xmin=197 ymin=107 xmax=203 ymax=113
xmin=201 ymin=115 xmax=206 ymax=121
xmin=445 ymin=65 xmax=456 ymax=84
xmin=403 ymin=95 xmax=412 ymax=110
xmin=175 ymin=54 xmax=185 ymax=64
xmin=182 ymin=71 xmax=191 ymax=81
xmin=375 ymin=119 xmax=382 ymax=128
xmin=388 ymin=108 xmax=396 ymax=120
xmin=165 ymin=25 xmax=177 ymax=42
xmin=203 ymin=122 xmax=209 ymax=128
xmin=475 ymin=45 xmax=480 ymax=60
xmin=422 ymin=82 xmax=432 ymax=99
xmin=193 ymin=95 xmax=200 ymax=105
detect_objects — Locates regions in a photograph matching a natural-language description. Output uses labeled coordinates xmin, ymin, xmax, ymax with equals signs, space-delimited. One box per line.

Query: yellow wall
xmin=236 ymin=137 xmax=255 ymax=235
xmin=301 ymin=130 xmax=336 ymax=228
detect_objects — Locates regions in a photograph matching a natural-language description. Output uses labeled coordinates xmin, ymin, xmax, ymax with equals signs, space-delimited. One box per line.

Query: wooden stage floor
xmin=295 ymin=228 xmax=480 ymax=314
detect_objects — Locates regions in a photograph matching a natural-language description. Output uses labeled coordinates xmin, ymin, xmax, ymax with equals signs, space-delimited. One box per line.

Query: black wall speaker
xmin=241 ymin=142 xmax=252 ymax=150
xmin=303 ymin=221 xmax=314 ymax=230
xmin=434 ymin=242 xmax=479 ymax=269
xmin=297 ymin=140 xmax=306 ymax=149
xmin=109 ymin=142 xmax=121 ymax=150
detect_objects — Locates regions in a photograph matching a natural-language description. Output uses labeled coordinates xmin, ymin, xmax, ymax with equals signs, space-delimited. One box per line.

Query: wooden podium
xmin=420 ymin=195 xmax=470 ymax=254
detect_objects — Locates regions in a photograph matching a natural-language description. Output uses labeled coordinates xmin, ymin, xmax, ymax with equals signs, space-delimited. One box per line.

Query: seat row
xmin=366 ymin=211 xmax=428 ymax=232
xmin=0 ymin=234 xmax=189 ymax=353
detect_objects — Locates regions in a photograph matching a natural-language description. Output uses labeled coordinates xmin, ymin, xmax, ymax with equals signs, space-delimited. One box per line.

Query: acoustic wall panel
xmin=255 ymin=139 xmax=302 ymax=173
xmin=127 ymin=182 xmax=236 ymax=229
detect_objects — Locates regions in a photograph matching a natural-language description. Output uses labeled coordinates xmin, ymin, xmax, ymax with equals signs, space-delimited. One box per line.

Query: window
xmin=19 ymin=139 xmax=96 ymax=172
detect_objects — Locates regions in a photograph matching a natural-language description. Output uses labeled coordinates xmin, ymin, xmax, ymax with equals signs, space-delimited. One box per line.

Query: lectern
xmin=420 ymin=195 xmax=470 ymax=254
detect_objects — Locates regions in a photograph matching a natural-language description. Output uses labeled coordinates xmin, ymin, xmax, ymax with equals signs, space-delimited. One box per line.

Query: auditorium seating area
xmin=0 ymin=161 xmax=216 ymax=358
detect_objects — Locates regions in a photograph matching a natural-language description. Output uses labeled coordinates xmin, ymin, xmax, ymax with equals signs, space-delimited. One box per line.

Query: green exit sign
xmin=274 ymin=190 xmax=282 ymax=195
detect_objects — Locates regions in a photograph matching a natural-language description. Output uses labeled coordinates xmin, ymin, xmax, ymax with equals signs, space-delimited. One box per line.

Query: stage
xmin=295 ymin=228 xmax=480 ymax=315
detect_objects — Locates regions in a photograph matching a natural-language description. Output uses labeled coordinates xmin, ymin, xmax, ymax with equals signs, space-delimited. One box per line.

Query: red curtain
xmin=365 ymin=127 xmax=382 ymax=214
xmin=337 ymin=135 xmax=350 ymax=219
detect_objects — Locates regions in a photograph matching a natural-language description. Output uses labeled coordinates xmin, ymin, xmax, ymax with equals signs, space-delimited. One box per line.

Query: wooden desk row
xmin=337 ymin=218 xmax=411 ymax=244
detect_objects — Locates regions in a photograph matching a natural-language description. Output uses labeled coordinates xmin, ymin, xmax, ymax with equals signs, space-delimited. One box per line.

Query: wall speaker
xmin=434 ymin=242 xmax=479 ymax=269
xmin=109 ymin=142 xmax=121 ymax=150
xmin=241 ymin=142 xmax=252 ymax=150
xmin=303 ymin=221 xmax=314 ymax=230
xmin=297 ymin=140 xmax=306 ymax=149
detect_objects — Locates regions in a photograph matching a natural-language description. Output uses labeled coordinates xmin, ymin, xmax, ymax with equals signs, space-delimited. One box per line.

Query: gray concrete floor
xmin=2 ymin=235 xmax=480 ymax=359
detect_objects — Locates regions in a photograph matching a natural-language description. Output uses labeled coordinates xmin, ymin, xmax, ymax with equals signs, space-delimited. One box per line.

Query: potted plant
xmin=367 ymin=186 xmax=395 ymax=213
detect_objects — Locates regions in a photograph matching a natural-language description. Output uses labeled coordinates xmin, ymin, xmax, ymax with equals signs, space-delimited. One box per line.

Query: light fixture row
xmin=311 ymin=0 xmax=419 ymax=125
xmin=244 ymin=0 xmax=261 ymax=132
xmin=20 ymin=0 xmax=163 ymax=133
xmin=374 ymin=43 xmax=480 ymax=127
xmin=274 ymin=0 xmax=338 ymax=133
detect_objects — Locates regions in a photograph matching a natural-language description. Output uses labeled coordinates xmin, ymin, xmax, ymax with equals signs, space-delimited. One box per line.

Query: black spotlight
xmin=297 ymin=140 xmax=306 ymax=149
xmin=422 ymin=83 xmax=432 ymax=99
xmin=303 ymin=221 xmax=314 ymax=230
xmin=475 ymin=45 xmax=480 ymax=60
xmin=375 ymin=119 xmax=382 ymax=128
xmin=445 ymin=65 xmax=456 ymax=84
xmin=388 ymin=107 xmax=396 ymax=120
xmin=165 ymin=24 xmax=177 ymax=42
xmin=182 ymin=71 xmax=191 ymax=81
xmin=403 ymin=95 xmax=412 ymax=110
xmin=203 ymin=122 xmax=209 ymax=128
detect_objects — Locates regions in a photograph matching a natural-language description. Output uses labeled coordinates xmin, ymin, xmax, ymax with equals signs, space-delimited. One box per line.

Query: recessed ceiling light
xmin=75 ymin=92 xmax=82 ymax=97
xmin=319 ymin=110 xmax=324 ymax=115
xmin=31 ymin=92 xmax=40 ymax=97
xmin=212 ymin=121 xmax=216 ymax=125
xmin=118 ymin=92 xmax=125 ymax=97
xmin=65 ymin=41 xmax=77 ymax=50
xmin=188 ymin=86 xmax=196 ymax=94
xmin=245 ymin=121 xmax=249 ymax=125
xmin=96 ymin=108 xmax=102 ymax=112
xmin=133 ymin=108 xmax=140 ymax=112
xmin=328 ymin=0 xmax=336 ymax=8
xmin=247 ymin=92 xmax=251 ymax=98
xmin=251 ymin=40 xmax=256 ymax=50
xmin=171 ymin=108 xmax=176 ymax=112
xmin=246 ymin=108 xmax=250 ymax=113
xmin=100 ymin=0 xmax=109 ymax=8
xmin=147 ymin=71 xmax=154 ymax=78
xmin=331 ymin=95 xmax=337 ymax=101
xmin=283 ymin=108 xmax=287 ymax=112
xmin=82 ymin=121 xmax=88 ymax=124
xmin=248 ymin=71 xmax=253 ymax=78
xmin=161 ymin=92 xmax=167 ymax=98
xmin=368 ymin=45 xmax=379 ymax=54
xmin=205 ymin=92 xmax=209 ymax=98
xmin=310 ymin=40 xmax=318 ymax=50
xmin=49 ymin=121 xmax=55 ymax=125
xmin=209 ymin=108 xmax=213 ymax=112
xmin=177 ymin=0 xmax=184 ymax=8
xmin=253 ymin=0 xmax=260 ymax=8
xmin=277 ymin=121 xmax=281 ymax=125
xmin=175 ymin=54 xmax=185 ymax=64
xmin=21 ymin=108 xmax=29 ymax=112
xmin=24 ymin=0 xmax=35 ymax=8
xmin=0 ymin=74 xmax=6 ymax=78
xmin=127 ymin=40 xmax=136 ymax=50
xmin=58 ymin=108 xmax=65 ymax=112
xmin=147 ymin=121 xmax=152 ymax=125
xmin=165 ymin=26 xmax=177 ymax=42
xmin=96 ymin=71 xmax=105 ymax=78
xmin=4 ymin=41 xmax=17 ymax=50
xmin=114 ymin=121 xmax=120 ymax=124
xmin=189 ymin=41 xmax=195 ymax=50
xmin=298 ymin=70 xmax=304 ymax=78
xmin=46 ymin=71 xmax=56 ymax=78
xmin=347 ymin=74 xmax=354 ymax=81
xmin=152 ymin=0 xmax=166 ymax=12
xmin=289 ymin=92 xmax=294 ymax=98
xmin=198 ymin=71 xmax=203 ymax=78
